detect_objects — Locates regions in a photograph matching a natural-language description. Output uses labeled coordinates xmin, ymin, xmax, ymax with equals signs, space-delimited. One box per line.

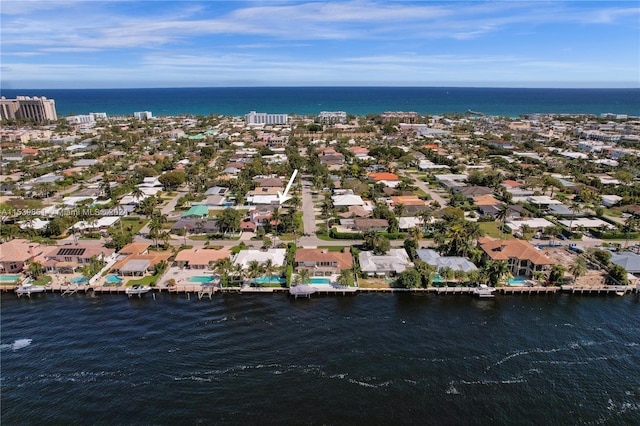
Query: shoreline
xmin=2 ymin=282 xmax=637 ymax=299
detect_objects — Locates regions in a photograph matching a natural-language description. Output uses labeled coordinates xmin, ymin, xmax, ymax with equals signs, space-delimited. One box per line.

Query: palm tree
xmin=484 ymin=260 xmax=509 ymax=287
xmin=408 ymin=226 xmax=423 ymax=242
xmin=337 ymin=269 xmax=353 ymax=287
xmin=568 ymin=201 xmax=581 ymax=233
xmin=263 ymin=259 xmax=280 ymax=283
xmin=214 ymin=258 xmax=232 ymax=287
xmin=417 ymin=208 xmax=433 ymax=232
xmin=495 ymin=204 xmax=511 ymax=238
xmin=130 ymin=186 xmax=144 ymax=202
xmin=247 ymin=260 xmax=264 ymax=287
xmin=293 ymin=268 xmax=311 ymax=286
xmin=271 ymin=207 xmax=281 ymax=246
xmin=548 ymin=264 xmax=566 ymax=285
xmin=439 ymin=266 xmax=455 ymax=283
xmin=467 ymin=269 xmax=481 ymax=286
xmin=569 ymin=258 xmax=588 ymax=284
xmin=27 ymin=261 xmax=44 ymax=279
xmin=393 ymin=203 xmax=406 ymax=218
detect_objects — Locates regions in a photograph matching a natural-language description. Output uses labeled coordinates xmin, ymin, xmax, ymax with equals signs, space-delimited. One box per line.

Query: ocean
xmin=2 ymin=292 xmax=639 ymax=425
xmin=1 ymin=87 xmax=638 ymax=117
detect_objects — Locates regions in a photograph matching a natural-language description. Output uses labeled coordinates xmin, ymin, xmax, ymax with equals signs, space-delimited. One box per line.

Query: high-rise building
xmin=0 ymin=96 xmax=57 ymax=122
xmin=317 ymin=111 xmax=347 ymax=124
xmin=245 ymin=111 xmax=288 ymax=125
xmin=134 ymin=111 xmax=153 ymax=120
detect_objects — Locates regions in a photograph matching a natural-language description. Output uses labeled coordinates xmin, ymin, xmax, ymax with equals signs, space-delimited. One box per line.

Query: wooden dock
xmin=561 ymin=285 xmax=634 ymax=295
xmin=499 ymin=286 xmax=560 ymax=294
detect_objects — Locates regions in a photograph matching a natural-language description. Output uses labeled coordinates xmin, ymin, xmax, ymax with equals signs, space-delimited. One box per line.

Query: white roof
xmin=62 ymin=196 xmax=96 ymax=207
xmin=507 ymin=218 xmax=555 ymax=230
xmin=19 ymin=218 xmax=49 ymax=230
xmin=73 ymin=216 xmax=121 ymax=230
xmin=359 ymin=249 xmax=413 ymax=274
xmin=526 ymin=196 xmax=562 ymax=205
xmin=559 ymin=218 xmax=615 ymax=230
xmin=332 ymin=194 xmax=365 ymax=206
xmin=247 ymin=194 xmax=279 ymax=205
xmin=232 ymin=249 xmax=286 ymax=268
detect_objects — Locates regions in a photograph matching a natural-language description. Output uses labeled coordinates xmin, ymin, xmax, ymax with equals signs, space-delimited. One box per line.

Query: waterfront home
xmin=295 ymin=248 xmax=352 ymax=277
xmin=40 ymin=244 xmax=116 ymax=273
xmin=359 ymin=249 xmax=413 ymax=277
xmin=111 ymin=251 xmax=171 ymax=277
xmin=232 ymin=248 xmax=287 ymax=269
xmin=0 ymin=239 xmax=43 ymax=273
xmin=416 ymin=249 xmax=478 ymax=273
xmin=174 ymin=248 xmax=231 ymax=269
xmin=478 ymin=238 xmax=553 ymax=278
xmin=610 ymin=252 xmax=640 ymax=275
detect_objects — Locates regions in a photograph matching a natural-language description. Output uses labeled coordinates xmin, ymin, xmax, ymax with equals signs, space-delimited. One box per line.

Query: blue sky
xmin=1 ymin=1 xmax=639 ymax=88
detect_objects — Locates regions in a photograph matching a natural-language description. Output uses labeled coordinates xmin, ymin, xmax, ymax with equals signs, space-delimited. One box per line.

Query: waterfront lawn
xmin=358 ymin=278 xmax=392 ymax=289
xmin=33 ymin=275 xmax=52 ymax=286
xmin=127 ymin=275 xmax=158 ymax=286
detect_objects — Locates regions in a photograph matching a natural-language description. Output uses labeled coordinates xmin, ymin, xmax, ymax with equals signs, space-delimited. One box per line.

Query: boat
xmin=125 ymin=285 xmax=151 ymax=297
xmin=15 ymin=283 xmax=46 ymax=297
xmin=289 ymin=284 xmax=317 ymax=298
xmin=473 ymin=284 xmax=496 ymax=298
xmin=615 ymin=291 xmax=625 ymax=297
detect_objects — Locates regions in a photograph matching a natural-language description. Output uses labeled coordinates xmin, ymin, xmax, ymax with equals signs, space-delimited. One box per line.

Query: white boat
xmin=15 ymin=283 xmax=46 ymax=297
xmin=125 ymin=285 xmax=151 ymax=297
xmin=615 ymin=291 xmax=625 ymax=297
xmin=473 ymin=284 xmax=496 ymax=298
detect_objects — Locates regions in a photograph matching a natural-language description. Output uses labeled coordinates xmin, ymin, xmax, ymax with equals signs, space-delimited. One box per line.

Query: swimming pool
xmin=310 ymin=277 xmax=331 ymax=285
xmin=0 ymin=274 xmax=21 ymax=282
xmin=105 ymin=275 xmax=122 ymax=284
xmin=189 ymin=276 xmax=215 ymax=283
xmin=253 ymin=275 xmax=286 ymax=284
xmin=508 ymin=277 xmax=528 ymax=286
xmin=71 ymin=277 xmax=88 ymax=284
xmin=431 ymin=273 xmax=444 ymax=283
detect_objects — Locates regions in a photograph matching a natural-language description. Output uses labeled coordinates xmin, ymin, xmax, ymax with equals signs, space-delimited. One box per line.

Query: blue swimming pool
xmin=189 ymin=276 xmax=215 ymax=283
xmin=253 ymin=275 xmax=286 ymax=284
xmin=71 ymin=277 xmax=88 ymax=284
xmin=310 ymin=277 xmax=331 ymax=285
xmin=431 ymin=273 xmax=444 ymax=283
xmin=0 ymin=274 xmax=21 ymax=282
xmin=105 ymin=275 xmax=122 ymax=284
xmin=508 ymin=277 xmax=528 ymax=286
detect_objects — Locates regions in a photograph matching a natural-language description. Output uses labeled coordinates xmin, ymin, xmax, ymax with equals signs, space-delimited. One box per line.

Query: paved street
xmin=404 ymin=172 xmax=448 ymax=207
xmin=300 ymin=175 xmax=318 ymax=235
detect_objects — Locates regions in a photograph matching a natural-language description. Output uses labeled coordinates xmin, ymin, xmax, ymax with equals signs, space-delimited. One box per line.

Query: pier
xmin=4 ymin=282 xmax=640 ymax=300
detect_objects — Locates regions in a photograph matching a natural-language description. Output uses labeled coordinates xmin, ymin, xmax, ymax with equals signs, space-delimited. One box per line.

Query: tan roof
xmin=390 ymin=195 xmax=426 ymax=206
xmin=174 ymin=248 xmax=230 ymax=266
xmin=119 ymin=243 xmax=150 ymax=255
xmin=479 ymin=238 xmax=554 ymax=265
xmin=0 ymin=239 xmax=42 ymax=262
xmin=295 ymin=248 xmax=353 ymax=269
xmin=111 ymin=251 xmax=171 ymax=271
xmin=248 ymin=187 xmax=282 ymax=196
xmin=473 ymin=195 xmax=502 ymax=206
xmin=368 ymin=172 xmax=399 ymax=181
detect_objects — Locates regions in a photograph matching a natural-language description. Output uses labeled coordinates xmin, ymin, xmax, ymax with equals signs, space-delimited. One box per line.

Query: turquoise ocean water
xmin=1 ymin=87 xmax=638 ymax=117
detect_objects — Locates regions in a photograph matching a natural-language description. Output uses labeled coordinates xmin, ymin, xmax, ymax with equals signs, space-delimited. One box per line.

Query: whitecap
xmin=8 ymin=339 xmax=32 ymax=350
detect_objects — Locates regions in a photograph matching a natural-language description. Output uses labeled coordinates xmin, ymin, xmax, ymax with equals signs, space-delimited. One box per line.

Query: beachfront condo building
xmin=317 ymin=111 xmax=347 ymax=124
xmin=1 ymin=96 xmax=57 ymax=122
xmin=134 ymin=111 xmax=153 ymax=120
xmin=245 ymin=111 xmax=288 ymax=125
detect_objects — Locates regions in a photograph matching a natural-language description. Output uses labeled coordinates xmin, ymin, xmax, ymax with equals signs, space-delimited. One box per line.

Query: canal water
xmin=2 ymin=292 xmax=639 ymax=425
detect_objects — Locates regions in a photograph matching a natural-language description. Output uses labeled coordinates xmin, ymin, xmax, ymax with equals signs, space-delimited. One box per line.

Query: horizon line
xmin=2 ymin=85 xmax=639 ymax=91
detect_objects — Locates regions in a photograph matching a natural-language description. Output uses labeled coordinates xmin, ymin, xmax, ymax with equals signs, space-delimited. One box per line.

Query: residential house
xmin=416 ymin=249 xmax=478 ymax=273
xmin=359 ymin=249 xmax=413 ymax=276
xmin=478 ymin=238 xmax=554 ymax=278
xmin=295 ymin=248 xmax=353 ymax=277
xmin=319 ymin=148 xmax=345 ymax=169
xmin=353 ymin=218 xmax=389 ymax=232
xmin=41 ymin=244 xmax=116 ymax=273
xmin=232 ymin=248 xmax=287 ymax=269
xmin=171 ymin=218 xmax=219 ymax=234
xmin=174 ymin=248 xmax=231 ymax=269
xmin=0 ymin=239 xmax=43 ymax=273
xmin=368 ymin=172 xmax=400 ymax=188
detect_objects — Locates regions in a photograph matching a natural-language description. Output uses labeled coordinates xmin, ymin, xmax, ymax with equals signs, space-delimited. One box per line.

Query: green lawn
xmin=478 ymin=222 xmax=512 ymax=239
xmin=317 ymin=245 xmax=349 ymax=252
xmin=127 ymin=275 xmax=158 ymax=286
xmin=33 ymin=275 xmax=52 ymax=286
xmin=119 ymin=217 xmax=149 ymax=234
